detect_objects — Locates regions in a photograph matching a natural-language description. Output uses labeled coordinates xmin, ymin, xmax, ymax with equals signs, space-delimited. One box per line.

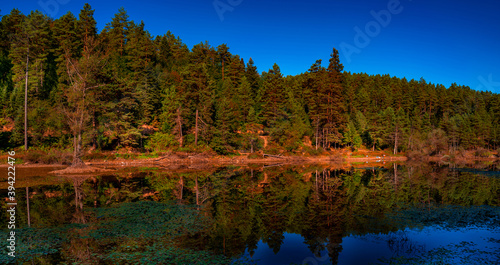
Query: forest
xmin=1 ymin=4 xmax=499 ymax=159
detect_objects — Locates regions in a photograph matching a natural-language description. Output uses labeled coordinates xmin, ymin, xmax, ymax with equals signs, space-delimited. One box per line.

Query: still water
xmin=1 ymin=162 xmax=499 ymax=264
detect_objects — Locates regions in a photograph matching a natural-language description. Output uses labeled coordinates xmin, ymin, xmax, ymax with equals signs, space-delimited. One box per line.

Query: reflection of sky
xmin=240 ymin=226 xmax=500 ymax=264
xmin=242 ymin=233 xmax=330 ymax=265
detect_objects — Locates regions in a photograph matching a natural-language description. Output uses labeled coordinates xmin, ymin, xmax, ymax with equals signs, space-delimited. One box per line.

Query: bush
xmin=474 ymin=148 xmax=491 ymax=158
xmin=406 ymin=150 xmax=421 ymax=160
xmin=303 ymin=146 xmax=323 ymax=156
xmin=23 ymin=150 xmax=72 ymax=165
xmin=247 ymin=152 xmax=262 ymax=159
xmin=145 ymin=132 xmax=178 ymax=152
xmin=84 ymin=151 xmax=112 ymax=161
xmin=24 ymin=151 xmax=44 ymax=163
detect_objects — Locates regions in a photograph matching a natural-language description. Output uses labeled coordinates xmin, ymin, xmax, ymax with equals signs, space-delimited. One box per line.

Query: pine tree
xmin=52 ymin=12 xmax=81 ymax=81
xmin=237 ymin=76 xmax=254 ymax=124
xmin=323 ymin=48 xmax=346 ymax=148
xmin=102 ymin=7 xmax=130 ymax=57
xmin=259 ymin=63 xmax=285 ymax=127
xmin=78 ymin=3 xmax=97 ymax=43
xmin=8 ymin=10 xmax=51 ymax=149
xmin=245 ymin=57 xmax=260 ymax=98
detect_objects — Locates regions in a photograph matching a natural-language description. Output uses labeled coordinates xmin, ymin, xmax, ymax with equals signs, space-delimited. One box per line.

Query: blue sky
xmin=2 ymin=0 xmax=500 ymax=93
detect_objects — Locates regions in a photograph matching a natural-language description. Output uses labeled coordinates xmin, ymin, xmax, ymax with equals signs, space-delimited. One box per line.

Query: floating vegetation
xmin=0 ymin=201 xmax=249 ymax=264
xmin=377 ymin=240 xmax=500 ymax=265
xmin=388 ymin=205 xmax=500 ymax=230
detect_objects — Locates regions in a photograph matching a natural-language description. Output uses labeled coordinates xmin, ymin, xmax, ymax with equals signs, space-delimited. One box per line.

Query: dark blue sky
xmin=3 ymin=0 xmax=500 ymax=93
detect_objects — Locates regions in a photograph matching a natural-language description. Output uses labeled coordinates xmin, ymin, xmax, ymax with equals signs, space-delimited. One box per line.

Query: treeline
xmin=1 ymin=4 xmax=499 ymax=156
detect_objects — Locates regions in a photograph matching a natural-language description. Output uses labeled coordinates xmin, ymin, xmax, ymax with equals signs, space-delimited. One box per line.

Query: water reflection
xmin=0 ymin=163 xmax=499 ymax=264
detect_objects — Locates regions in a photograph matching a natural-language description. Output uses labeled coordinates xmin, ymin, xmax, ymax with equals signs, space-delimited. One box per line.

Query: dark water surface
xmin=1 ymin=162 xmax=499 ymax=264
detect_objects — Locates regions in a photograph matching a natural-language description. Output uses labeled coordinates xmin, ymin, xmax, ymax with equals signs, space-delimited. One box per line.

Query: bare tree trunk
xmin=315 ymin=120 xmax=319 ymax=150
xmin=325 ymin=128 xmax=330 ymax=149
xmin=195 ymin=109 xmax=198 ymax=146
xmin=323 ymin=128 xmax=325 ymax=149
xmin=92 ymin=110 xmax=97 ymax=150
xmin=393 ymin=124 xmax=398 ymax=155
xmin=73 ymin=135 xmax=77 ymax=161
xmin=72 ymin=132 xmax=85 ymax=167
xmin=176 ymin=107 xmax=183 ymax=147
xmin=24 ymin=47 xmax=29 ymax=151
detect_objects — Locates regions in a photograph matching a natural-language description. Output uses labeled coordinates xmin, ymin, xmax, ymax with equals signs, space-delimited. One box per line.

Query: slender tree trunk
xmin=323 ymin=128 xmax=326 ymax=149
xmin=325 ymin=128 xmax=330 ymax=148
xmin=92 ymin=109 xmax=97 ymax=150
xmin=73 ymin=135 xmax=77 ymax=161
xmin=176 ymin=107 xmax=183 ymax=147
xmin=315 ymin=120 xmax=319 ymax=150
xmin=72 ymin=131 xmax=85 ymax=167
xmin=195 ymin=109 xmax=198 ymax=146
xmin=24 ymin=47 xmax=29 ymax=151
xmin=393 ymin=125 xmax=398 ymax=155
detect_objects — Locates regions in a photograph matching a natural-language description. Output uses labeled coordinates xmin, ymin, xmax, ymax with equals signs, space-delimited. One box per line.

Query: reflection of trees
xmin=301 ymin=169 xmax=346 ymax=265
xmin=386 ymin=231 xmax=425 ymax=257
xmin=64 ymin=175 xmax=91 ymax=224
xmin=176 ymin=164 xmax=498 ymax=263
xmin=59 ymin=175 xmax=98 ymax=264
xmin=15 ymin=163 xmax=500 ymax=263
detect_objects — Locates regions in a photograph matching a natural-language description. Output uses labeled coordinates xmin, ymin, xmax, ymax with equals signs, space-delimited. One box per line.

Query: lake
xmin=1 ymin=162 xmax=499 ymax=264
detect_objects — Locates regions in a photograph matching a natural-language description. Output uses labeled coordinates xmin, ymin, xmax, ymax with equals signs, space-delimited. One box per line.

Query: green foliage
xmin=343 ymin=120 xmax=362 ymax=149
xmin=145 ymin=132 xmax=177 ymax=152
xmin=23 ymin=149 xmax=72 ymax=164
xmin=475 ymin=148 xmax=492 ymax=158
xmin=1 ymin=4 xmax=499 ymax=156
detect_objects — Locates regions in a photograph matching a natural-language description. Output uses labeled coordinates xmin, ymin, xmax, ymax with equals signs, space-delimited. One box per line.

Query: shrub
xmin=84 ymin=151 xmax=111 ymax=161
xmin=474 ymin=148 xmax=491 ymax=158
xmin=23 ymin=150 xmax=72 ymax=164
xmin=24 ymin=151 xmax=45 ymax=164
xmin=303 ymin=146 xmax=323 ymax=156
xmin=145 ymin=132 xmax=177 ymax=152
xmin=247 ymin=152 xmax=262 ymax=159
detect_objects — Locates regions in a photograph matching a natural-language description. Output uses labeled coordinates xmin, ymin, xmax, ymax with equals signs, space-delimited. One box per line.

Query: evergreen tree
xmin=259 ymin=63 xmax=285 ymax=127
xmin=78 ymin=3 xmax=97 ymax=43
xmin=245 ymin=57 xmax=260 ymax=98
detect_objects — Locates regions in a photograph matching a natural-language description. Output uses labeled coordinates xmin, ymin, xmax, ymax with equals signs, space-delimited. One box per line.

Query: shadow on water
xmin=0 ymin=162 xmax=499 ymax=264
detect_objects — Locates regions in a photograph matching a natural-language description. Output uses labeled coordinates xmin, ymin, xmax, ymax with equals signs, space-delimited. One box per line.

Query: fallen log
xmin=263 ymin=154 xmax=283 ymax=158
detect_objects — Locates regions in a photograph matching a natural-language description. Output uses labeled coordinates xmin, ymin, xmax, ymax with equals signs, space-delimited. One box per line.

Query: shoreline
xmin=1 ymin=150 xmax=498 ymax=174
